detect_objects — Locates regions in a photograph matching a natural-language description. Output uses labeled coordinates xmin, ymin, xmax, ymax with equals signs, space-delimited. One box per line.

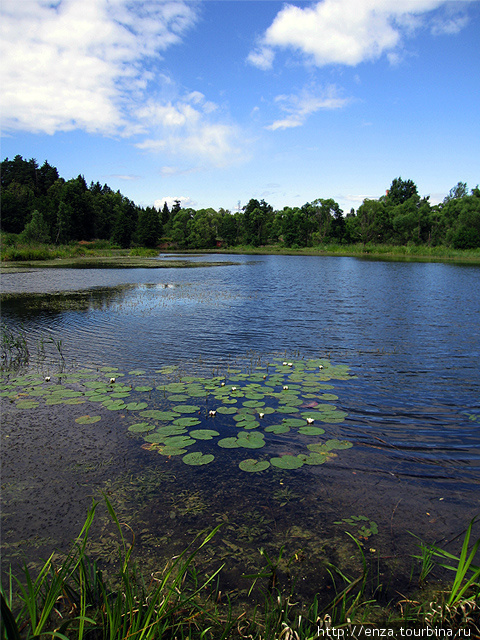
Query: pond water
xmin=1 ymin=254 xmax=479 ymax=603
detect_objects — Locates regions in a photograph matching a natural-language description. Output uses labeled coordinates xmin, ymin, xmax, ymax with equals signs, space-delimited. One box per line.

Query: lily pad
xmin=239 ymin=459 xmax=270 ymax=473
xmin=167 ymin=394 xmax=190 ymax=402
xmin=276 ymin=405 xmax=300 ymax=414
xmin=174 ymin=405 xmax=200 ymax=413
xmin=297 ymin=452 xmax=327 ymax=465
xmin=237 ymin=432 xmax=265 ymax=449
xmin=172 ymin=417 xmax=201 ymax=428
xmin=163 ymin=435 xmax=196 ymax=448
xmin=216 ymin=406 xmax=237 ymax=415
xmin=16 ymin=400 xmax=40 ymax=409
xmin=324 ymin=439 xmax=353 ymax=450
xmin=282 ymin=418 xmax=307 ymax=428
xmin=135 ymin=386 xmax=153 ymax=392
xmin=270 ymin=455 xmax=304 ymax=470
xmin=75 ymin=415 xmax=101 ymax=424
xmin=128 ymin=369 xmax=146 ymax=375
xmin=125 ymin=402 xmax=148 ymax=411
xmin=217 ymin=437 xmax=240 ymax=448
xmin=190 ymin=429 xmax=220 ymax=440
xmin=158 ymin=446 xmax=188 ymax=456
xmin=265 ymin=424 xmax=290 ymax=434
xmin=182 ymin=452 xmax=215 ymax=466
xmin=140 ymin=410 xmax=179 ymax=421
xmin=128 ymin=422 xmax=154 ymax=433
xmin=298 ymin=426 xmax=326 ymax=435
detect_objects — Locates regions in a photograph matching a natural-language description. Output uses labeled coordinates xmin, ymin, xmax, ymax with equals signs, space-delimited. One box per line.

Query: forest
xmin=1 ymin=155 xmax=479 ymax=251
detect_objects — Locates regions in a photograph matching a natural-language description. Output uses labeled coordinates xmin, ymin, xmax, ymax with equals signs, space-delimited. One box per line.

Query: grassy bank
xmin=209 ymin=243 xmax=480 ymax=263
xmin=2 ymin=235 xmax=480 ymax=266
xmin=0 ymin=239 xmax=239 ymax=270
xmin=1 ymin=500 xmax=479 ymax=639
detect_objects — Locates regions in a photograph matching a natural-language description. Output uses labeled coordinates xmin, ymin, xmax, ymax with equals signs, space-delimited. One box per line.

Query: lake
xmin=1 ymin=254 xmax=479 ymax=603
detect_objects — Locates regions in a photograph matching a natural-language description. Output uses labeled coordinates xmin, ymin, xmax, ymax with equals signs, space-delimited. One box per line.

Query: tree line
xmin=1 ymin=155 xmax=479 ymax=250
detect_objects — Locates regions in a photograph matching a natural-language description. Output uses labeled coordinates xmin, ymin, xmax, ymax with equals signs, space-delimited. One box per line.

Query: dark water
xmin=2 ymin=254 xmax=480 ymax=598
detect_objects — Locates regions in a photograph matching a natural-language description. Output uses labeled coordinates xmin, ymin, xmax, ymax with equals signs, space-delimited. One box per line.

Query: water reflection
xmin=1 ymin=255 xmax=479 ymax=566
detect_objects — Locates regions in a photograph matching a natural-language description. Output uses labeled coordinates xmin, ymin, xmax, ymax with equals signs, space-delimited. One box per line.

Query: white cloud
xmin=136 ymin=96 xmax=247 ymax=168
xmin=266 ymin=85 xmax=350 ymax=131
xmin=247 ymin=46 xmax=275 ymax=71
xmin=0 ymin=0 xmax=199 ymax=135
xmin=248 ymin=0 xmax=471 ymax=69
xmin=154 ymin=196 xmax=194 ymax=210
xmin=0 ymin=0 xmax=246 ymax=169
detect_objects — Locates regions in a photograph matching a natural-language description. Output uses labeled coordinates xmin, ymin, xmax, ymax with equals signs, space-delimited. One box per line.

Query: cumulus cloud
xmin=266 ymin=85 xmax=351 ymax=131
xmin=0 ymin=0 xmax=245 ymax=168
xmin=0 ymin=0 xmax=198 ymax=135
xmin=248 ymin=0 xmax=472 ymax=69
xmin=154 ymin=196 xmax=194 ymax=210
xmin=135 ymin=95 xmax=246 ymax=168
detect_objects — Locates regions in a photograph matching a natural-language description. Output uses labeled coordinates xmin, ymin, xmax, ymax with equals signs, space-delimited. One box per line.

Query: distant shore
xmin=1 ymin=239 xmax=480 ymax=268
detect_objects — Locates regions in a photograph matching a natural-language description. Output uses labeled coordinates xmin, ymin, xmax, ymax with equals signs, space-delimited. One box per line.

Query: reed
xmin=2 ymin=504 xmax=478 ymax=638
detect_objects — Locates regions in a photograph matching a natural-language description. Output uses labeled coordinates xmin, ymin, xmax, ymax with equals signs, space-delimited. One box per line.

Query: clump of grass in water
xmin=1 ymin=497 xmax=226 ymax=640
xmin=1 ymin=323 xmax=29 ymax=370
xmin=2 ymin=507 xmax=479 ymax=638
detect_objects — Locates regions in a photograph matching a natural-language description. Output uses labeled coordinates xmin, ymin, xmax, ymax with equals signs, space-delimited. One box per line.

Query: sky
xmin=1 ymin=0 xmax=479 ymax=214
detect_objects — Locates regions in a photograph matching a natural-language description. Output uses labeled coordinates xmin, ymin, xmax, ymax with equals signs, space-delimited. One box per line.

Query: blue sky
xmin=1 ymin=0 xmax=479 ymax=214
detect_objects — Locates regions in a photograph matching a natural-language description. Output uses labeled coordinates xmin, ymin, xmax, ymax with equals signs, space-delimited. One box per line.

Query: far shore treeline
xmin=1 ymin=155 xmax=479 ymax=252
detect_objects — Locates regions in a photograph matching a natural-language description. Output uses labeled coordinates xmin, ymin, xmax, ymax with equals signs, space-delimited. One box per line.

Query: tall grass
xmin=1 ymin=502 xmax=479 ymax=639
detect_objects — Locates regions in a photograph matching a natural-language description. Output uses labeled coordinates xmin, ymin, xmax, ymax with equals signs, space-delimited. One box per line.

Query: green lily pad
xmin=172 ymin=417 xmax=201 ymax=428
xmin=135 ymin=386 xmax=153 ymax=392
xmin=158 ymin=446 xmax=188 ymax=456
xmin=282 ymin=418 xmax=307 ymax=428
xmin=167 ymin=394 xmax=190 ymax=402
xmin=190 ymin=429 xmax=220 ymax=440
xmin=163 ymin=435 xmax=196 ymax=448
xmin=128 ymin=369 xmax=146 ymax=375
xmin=324 ymin=439 xmax=353 ymax=450
xmin=104 ymin=401 xmax=126 ymax=411
xmin=298 ymin=426 xmax=326 ymax=435
xmin=276 ymin=405 xmax=300 ymax=414
xmin=143 ymin=433 xmax=166 ymax=443
xmin=318 ymin=411 xmax=348 ymax=423
xmin=183 ymin=452 xmax=215 ymax=466
xmin=16 ymin=400 xmax=40 ymax=409
xmin=125 ymin=402 xmax=148 ymax=411
xmin=265 ymin=424 xmax=290 ymax=434
xmin=297 ymin=453 xmax=327 ymax=465
xmin=237 ymin=433 xmax=265 ymax=449
xmin=239 ymin=459 xmax=270 ymax=473
xmin=270 ymin=455 xmax=304 ymax=469
xmin=140 ymin=410 xmax=179 ymax=420
xmin=128 ymin=422 xmax=154 ymax=433
xmin=217 ymin=437 xmax=240 ymax=448
xmin=237 ymin=420 xmax=260 ymax=430
xmin=163 ymin=383 xmax=186 ymax=393
xmin=216 ymin=406 xmax=237 ymax=415
xmin=75 ymin=415 xmax=101 ymax=424
xmin=175 ymin=405 xmax=200 ymax=413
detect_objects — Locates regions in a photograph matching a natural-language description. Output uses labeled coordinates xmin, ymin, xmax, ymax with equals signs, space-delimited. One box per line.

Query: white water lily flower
xmin=110 ymin=377 xmax=116 ymax=384
xmin=306 ymin=417 xmax=314 ymax=424
xmin=283 ymin=385 xmax=288 ymax=390
xmin=209 ymin=410 xmax=216 ymax=417
xmin=231 ymin=386 xmax=237 ymax=391
xmin=259 ymin=413 xmax=265 ymax=418
xmin=44 ymin=376 xmax=51 ymax=382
